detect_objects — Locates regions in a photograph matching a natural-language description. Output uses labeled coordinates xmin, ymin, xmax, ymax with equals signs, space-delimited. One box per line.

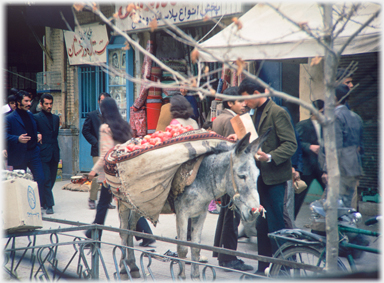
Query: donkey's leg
xmin=190 ymin=212 xmax=208 ymax=279
xmin=118 ymin=200 xmax=140 ymax=279
xmin=176 ymin=213 xmax=189 ymax=280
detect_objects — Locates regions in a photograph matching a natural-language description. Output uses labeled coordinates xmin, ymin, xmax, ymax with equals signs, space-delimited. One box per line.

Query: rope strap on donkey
xmin=216 ymin=153 xmax=239 ymax=210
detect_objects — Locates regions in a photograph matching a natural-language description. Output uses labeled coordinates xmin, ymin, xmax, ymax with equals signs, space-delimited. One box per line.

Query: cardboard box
xmin=230 ymin=113 xmax=258 ymax=142
xmin=2 ymin=178 xmax=43 ymax=233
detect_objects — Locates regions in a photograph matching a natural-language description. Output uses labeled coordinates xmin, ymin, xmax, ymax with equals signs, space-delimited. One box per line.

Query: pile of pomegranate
xmin=123 ymin=124 xmax=195 ymax=152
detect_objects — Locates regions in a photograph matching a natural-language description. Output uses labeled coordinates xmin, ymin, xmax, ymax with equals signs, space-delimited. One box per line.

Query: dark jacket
xmin=82 ymin=110 xmax=101 ymax=157
xmin=252 ymin=99 xmax=297 ymax=185
xmin=281 ymin=106 xmax=303 ymax=174
xmin=6 ymin=109 xmax=39 ymax=167
xmin=184 ymin=94 xmax=199 ymax=122
xmin=296 ymin=118 xmax=321 ymax=176
xmin=34 ymin=111 xmax=60 ymax=163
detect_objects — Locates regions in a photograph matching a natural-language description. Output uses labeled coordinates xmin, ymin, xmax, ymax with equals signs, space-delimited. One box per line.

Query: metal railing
xmin=3 ymin=217 xmax=325 ymax=281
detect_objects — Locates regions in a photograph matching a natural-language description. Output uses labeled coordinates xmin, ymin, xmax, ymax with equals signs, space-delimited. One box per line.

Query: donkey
xmin=117 ymin=129 xmax=271 ymax=280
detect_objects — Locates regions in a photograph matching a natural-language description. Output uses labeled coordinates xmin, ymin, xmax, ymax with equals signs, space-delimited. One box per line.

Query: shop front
xmin=114 ymin=2 xmax=244 ymax=136
xmin=65 ymin=23 xmax=137 ymax=171
xmin=65 ymin=3 xmax=245 ymax=171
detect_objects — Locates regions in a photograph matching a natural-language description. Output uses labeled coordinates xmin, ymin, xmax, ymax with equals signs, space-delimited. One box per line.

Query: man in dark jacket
xmin=295 ymin=100 xmax=326 ymax=219
xmin=81 ymin=92 xmax=115 ymax=209
xmin=34 ymin=93 xmax=60 ymax=214
xmin=6 ymin=90 xmax=45 ymax=207
xmin=239 ymin=78 xmax=297 ymax=276
xmin=212 ymin=87 xmax=252 ymax=271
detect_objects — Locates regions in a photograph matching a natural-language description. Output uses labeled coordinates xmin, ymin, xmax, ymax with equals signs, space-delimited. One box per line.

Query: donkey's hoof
xmin=118 ymin=273 xmax=129 ymax=280
xmin=118 ymin=271 xmax=141 ymax=280
xmin=130 ymin=270 xmax=141 ymax=278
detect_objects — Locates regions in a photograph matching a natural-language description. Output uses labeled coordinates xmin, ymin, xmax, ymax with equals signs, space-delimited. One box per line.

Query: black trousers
xmin=256 ymin=176 xmax=286 ymax=273
xmin=13 ymin=147 xmax=45 ymax=208
xmin=294 ymin=170 xmax=325 ymax=219
xmin=213 ymin=194 xmax=240 ymax=263
xmin=41 ymin=158 xmax=58 ymax=208
xmin=135 ymin=217 xmax=153 ymax=241
xmin=86 ymin=184 xmax=112 ymax=240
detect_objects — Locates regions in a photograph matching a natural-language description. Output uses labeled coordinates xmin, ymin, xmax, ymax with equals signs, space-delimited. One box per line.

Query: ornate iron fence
xmin=3 ymin=217 xmax=322 ymax=281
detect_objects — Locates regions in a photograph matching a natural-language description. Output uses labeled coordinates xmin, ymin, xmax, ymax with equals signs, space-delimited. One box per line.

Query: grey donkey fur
xmin=117 ymin=129 xmax=271 ymax=280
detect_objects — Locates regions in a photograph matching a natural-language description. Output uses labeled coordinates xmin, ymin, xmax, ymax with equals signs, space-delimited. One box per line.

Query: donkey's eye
xmin=238 ymin=174 xmax=246 ymax=180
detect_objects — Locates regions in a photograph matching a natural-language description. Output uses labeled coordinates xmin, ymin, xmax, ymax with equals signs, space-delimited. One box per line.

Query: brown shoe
xmin=108 ymin=203 xmax=116 ymax=209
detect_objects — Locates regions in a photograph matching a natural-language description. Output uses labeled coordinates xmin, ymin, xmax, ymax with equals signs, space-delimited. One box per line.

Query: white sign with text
xmin=64 ymin=24 xmax=109 ymax=65
xmin=115 ymin=2 xmax=242 ymax=32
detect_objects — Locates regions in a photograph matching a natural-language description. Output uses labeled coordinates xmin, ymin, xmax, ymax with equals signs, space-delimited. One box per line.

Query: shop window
xmin=107 ymin=36 xmax=134 ymax=121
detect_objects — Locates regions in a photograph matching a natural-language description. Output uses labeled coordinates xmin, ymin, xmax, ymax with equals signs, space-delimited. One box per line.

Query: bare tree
xmin=71 ymin=1 xmax=380 ymax=274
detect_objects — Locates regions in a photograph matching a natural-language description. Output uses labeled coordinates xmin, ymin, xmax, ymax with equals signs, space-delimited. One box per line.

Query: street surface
xmin=3 ymin=179 xmax=380 ymax=281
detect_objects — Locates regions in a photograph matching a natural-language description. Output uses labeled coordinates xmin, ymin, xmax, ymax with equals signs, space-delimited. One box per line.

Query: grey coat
xmin=335 ymin=105 xmax=364 ymax=177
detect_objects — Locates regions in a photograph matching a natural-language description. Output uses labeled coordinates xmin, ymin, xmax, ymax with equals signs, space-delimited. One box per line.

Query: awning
xmin=199 ymin=3 xmax=381 ymax=62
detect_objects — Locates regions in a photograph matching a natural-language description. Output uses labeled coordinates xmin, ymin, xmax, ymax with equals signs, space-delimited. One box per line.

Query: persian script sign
xmin=64 ymin=24 xmax=109 ymax=65
xmin=115 ymin=2 xmax=242 ymax=32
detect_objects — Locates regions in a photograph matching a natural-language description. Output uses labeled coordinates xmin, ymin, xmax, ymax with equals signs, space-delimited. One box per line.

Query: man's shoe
xmin=88 ymin=199 xmax=96 ymax=209
xmin=164 ymin=249 xmax=178 ymax=257
xmin=46 ymin=207 xmax=54 ymax=214
xmin=209 ymin=209 xmax=220 ymax=214
xmin=139 ymin=239 xmax=156 ymax=247
xmin=108 ymin=203 xmax=116 ymax=209
xmin=220 ymin=259 xmax=253 ymax=272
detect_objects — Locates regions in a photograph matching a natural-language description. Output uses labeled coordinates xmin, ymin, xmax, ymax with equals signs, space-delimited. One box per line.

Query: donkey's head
xmin=227 ymin=128 xmax=271 ymax=223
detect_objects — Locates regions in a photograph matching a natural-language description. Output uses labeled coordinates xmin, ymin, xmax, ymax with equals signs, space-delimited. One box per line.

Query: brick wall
xmin=45 ymin=27 xmax=64 ymax=122
xmin=45 ymin=4 xmax=114 ymax=129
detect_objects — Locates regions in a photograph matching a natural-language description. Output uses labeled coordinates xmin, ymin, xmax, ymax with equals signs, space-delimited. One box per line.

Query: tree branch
xmin=265 ymin=3 xmax=337 ymax=58
xmin=337 ymin=7 xmax=381 ymax=56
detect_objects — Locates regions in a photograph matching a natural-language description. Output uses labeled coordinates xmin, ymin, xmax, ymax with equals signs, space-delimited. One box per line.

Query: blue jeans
xmin=256 ymin=175 xmax=286 ymax=272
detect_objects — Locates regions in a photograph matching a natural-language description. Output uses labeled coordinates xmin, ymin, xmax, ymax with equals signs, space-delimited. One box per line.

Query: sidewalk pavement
xmin=4 ymin=179 xmax=380 ymax=281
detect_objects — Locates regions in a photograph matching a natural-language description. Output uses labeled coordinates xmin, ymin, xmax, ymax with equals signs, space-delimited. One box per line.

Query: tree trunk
xmin=322 ymin=4 xmax=340 ymax=272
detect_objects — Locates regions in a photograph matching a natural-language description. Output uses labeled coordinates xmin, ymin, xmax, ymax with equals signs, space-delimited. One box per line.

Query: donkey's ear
xmin=235 ymin=132 xmax=251 ymax=156
xmin=247 ymin=127 xmax=272 ymax=155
